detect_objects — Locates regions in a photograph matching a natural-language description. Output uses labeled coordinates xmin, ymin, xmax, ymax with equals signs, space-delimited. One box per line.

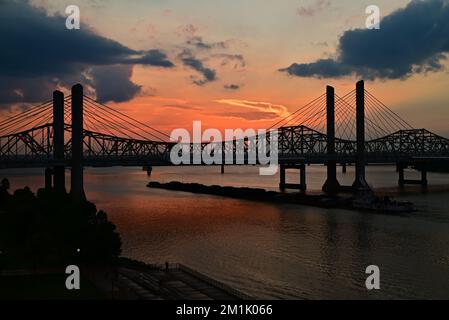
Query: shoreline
xmin=147 ymin=181 xmax=421 ymax=214
xmin=147 ymin=180 xmax=355 ymax=210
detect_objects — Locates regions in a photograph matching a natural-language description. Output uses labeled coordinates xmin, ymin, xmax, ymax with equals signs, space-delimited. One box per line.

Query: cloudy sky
xmin=1 ymin=0 xmax=449 ymax=136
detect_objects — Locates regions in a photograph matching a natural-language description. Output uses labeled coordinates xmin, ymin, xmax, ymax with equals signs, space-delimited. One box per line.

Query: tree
xmin=0 ymin=186 xmax=122 ymax=267
xmin=1 ymin=178 xmax=10 ymax=191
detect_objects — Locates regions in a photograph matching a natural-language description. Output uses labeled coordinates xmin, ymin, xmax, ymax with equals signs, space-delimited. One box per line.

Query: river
xmin=3 ymin=165 xmax=449 ymax=299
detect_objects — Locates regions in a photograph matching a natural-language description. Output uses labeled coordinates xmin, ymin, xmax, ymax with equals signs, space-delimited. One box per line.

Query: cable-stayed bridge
xmin=1 ymin=81 xmax=448 ymax=198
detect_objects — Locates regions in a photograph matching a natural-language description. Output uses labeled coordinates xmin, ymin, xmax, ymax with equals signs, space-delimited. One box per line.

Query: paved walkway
xmin=0 ymin=263 xmax=251 ymax=300
xmin=117 ymin=265 xmax=249 ymax=300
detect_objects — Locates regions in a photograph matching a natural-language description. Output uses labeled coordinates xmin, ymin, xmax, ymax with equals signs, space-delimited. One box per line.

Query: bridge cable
xmin=336 ymin=91 xmax=390 ymax=140
xmin=337 ymin=92 xmax=372 ymax=140
xmin=289 ymin=96 xmax=325 ymax=127
xmin=1 ymin=105 xmax=53 ymax=136
xmin=83 ymin=100 xmax=150 ymax=139
xmin=335 ymin=92 xmax=358 ymax=140
xmin=285 ymin=95 xmax=326 ymax=126
xmin=364 ymin=96 xmax=398 ymax=136
xmin=267 ymin=93 xmax=326 ymax=130
xmin=0 ymin=103 xmax=53 ymax=135
xmin=84 ymin=96 xmax=170 ymax=141
xmin=0 ymin=100 xmax=52 ymax=127
xmin=364 ymin=98 xmax=392 ymax=137
xmin=272 ymin=94 xmax=325 ymax=128
xmin=365 ymin=90 xmax=413 ymax=129
xmin=84 ymin=102 xmax=157 ymax=140
xmin=63 ymin=102 xmax=107 ymax=136
xmin=283 ymin=95 xmax=327 ymax=128
xmin=365 ymin=93 xmax=406 ymax=133
xmin=334 ymin=99 xmax=353 ymax=140
xmin=335 ymin=95 xmax=357 ymax=140
xmin=83 ymin=106 xmax=139 ymax=140
xmin=365 ymin=90 xmax=413 ymax=130
xmin=83 ymin=98 xmax=167 ymax=142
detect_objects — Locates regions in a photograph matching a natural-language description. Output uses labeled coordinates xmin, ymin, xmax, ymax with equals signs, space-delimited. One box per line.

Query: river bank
xmin=147 ymin=180 xmax=355 ymax=209
xmin=147 ymin=181 xmax=418 ymax=213
xmin=3 ymin=166 xmax=449 ymax=299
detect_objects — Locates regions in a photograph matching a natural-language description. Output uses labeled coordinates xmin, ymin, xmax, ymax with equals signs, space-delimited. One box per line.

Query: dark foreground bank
xmin=0 ymin=179 xmax=249 ymax=300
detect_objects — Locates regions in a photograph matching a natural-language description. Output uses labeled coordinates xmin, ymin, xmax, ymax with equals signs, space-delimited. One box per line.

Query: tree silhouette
xmin=0 ymin=185 xmax=122 ymax=268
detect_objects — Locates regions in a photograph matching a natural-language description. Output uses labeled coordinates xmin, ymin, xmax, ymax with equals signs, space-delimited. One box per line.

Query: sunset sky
xmin=1 ymin=0 xmax=449 ymax=136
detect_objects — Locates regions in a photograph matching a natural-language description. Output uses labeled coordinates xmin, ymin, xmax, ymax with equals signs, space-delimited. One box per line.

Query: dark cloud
xmin=178 ymin=50 xmax=217 ymax=86
xmin=186 ymin=36 xmax=227 ymax=50
xmin=224 ymin=84 xmax=240 ymax=90
xmin=0 ymin=76 xmax=58 ymax=105
xmin=282 ymin=0 xmax=449 ymax=80
xmin=88 ymin=65 xmax=141 ymax=103
xmin=212 ymin=54 xmax=246 ymax=69
xmin=127 ymin=50 xmax=174 ymax=67
xmin=0 ymin=0 xmax=173 ymax=106
xmin=178 ymin=29 xmax=246 ymax=87
xmin=281 ymin=59 xmax=353 ymax=78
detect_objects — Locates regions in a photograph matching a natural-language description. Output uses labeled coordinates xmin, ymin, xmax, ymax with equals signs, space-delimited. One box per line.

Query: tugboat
xmin=352 ymin=192 xmax=414 ymax=213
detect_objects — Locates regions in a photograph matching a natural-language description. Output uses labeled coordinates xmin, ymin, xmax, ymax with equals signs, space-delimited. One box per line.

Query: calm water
xmin=3 ymin=165 xmax=449 ymax=299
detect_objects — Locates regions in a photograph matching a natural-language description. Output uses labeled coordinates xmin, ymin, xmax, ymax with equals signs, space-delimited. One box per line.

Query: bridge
xmin=1 ymin=81 xmax=448 ymax=200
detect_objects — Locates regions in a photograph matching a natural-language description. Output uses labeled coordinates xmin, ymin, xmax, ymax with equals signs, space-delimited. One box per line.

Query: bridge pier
xmin=53 ymin=90 xmax=66 ymax=193
xmin=352 ymin=80 xmax=371 ymax=193
xmin=45 ymin=167 xmax=54 ymax=190
xmin=221 ymin=141 xmax=225 ymax=174
xmin=398 ymin=162 xmax=428 ymax=188
xmin=279 ymin=163 xmax=307 ymax=192
xmin=280 ymin=164 xmax=285 ymax=191
xmin=342 ymin=163 xmax=347 ymax=174
xmin=70 ymin=84 xmax=86 ymax=202
xmin=300 ymin=164 xmax=306 ymax=191
xmin=322 ymin=85 xmax=340 ymax=194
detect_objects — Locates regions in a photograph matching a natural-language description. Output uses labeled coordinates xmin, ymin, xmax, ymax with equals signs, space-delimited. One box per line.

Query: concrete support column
xmin=279 ymin=163 xmax=286 ymax=191
xmin=397 ymin=162 xmax=427 ymax=189
xmin=398 ymin=162 xmax=405 ymax=187
xmin=342 ymin=163 xmax=347 ymax=174
xmin=322 ymin=85 xmax=340 ymax=194
xmin=53 ymin=90 xmax=66 ymax=193
xmin=45 ymin=168 xmax=53 ymax=190
xmin=279 ymin=163 xmax=306 ymax=192
xmin=352 ymin=80 xmax=370 ymax=193
xmin=421 ymin=169 xmax=428 ymax=188
xmin=299 ymin=164 xmax=307 ymax=191
xmin=221 ymin=141 xmax=225 ymax=174
xmin=70 ymin=84 xmax=85 ymax=202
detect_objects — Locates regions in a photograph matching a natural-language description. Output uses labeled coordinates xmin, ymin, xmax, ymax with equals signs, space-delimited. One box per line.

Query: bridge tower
xmin=352 ymin=80 xmax=370 ymax=193
xmin=53 ymin=90 xmax=66 ymax=193
xmin=322 ymin=85 xmax=340 ymax=194
xmin=70 ymin=84 xmax=86 ymax=202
